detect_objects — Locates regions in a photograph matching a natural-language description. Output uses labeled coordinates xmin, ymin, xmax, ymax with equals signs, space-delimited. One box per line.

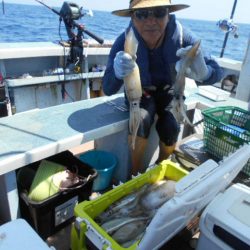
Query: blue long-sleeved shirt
xmin=103 ymin=15 xmax=223 ymax=96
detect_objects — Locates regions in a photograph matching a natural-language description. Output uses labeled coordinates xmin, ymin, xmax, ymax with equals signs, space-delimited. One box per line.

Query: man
xmin=102 ymin=0 xmax=223 ymax=175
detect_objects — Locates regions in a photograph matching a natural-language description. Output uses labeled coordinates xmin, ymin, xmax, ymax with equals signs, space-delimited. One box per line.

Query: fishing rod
xmin=35 ymin=0 xmax=60 ymax=15
xmin=2 ymin=0 xmax=4 ymax=14
xmin=220 ymin=0 xmax=238 ymax=58
xmin=35 ymin=0 xmax=104 ymax=100
xmin=34 ymin=0 xmax=104 ymax=44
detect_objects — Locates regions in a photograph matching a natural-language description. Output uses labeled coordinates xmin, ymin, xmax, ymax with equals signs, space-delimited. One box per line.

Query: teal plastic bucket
xmin=79 ymin=150 xmax=117 ymax=191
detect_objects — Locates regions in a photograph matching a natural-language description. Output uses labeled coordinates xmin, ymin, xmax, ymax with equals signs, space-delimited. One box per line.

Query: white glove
xmin=176 ymin=46 xmax=212 ymax=82
xmin=114 ymin=51 xmax=135 ymax=79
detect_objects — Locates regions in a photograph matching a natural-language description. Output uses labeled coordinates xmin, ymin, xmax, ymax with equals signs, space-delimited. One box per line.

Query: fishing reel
xmin=217 ymin=19 xmax=239 ymax=38
xmin=58 ymin=2 xmax=103 ymax=71
xmin=36 ymin=0 xmax=103 ymax=45
xmin=60 ymin=2 xmax=83 ymax=21
xmin=59 ymin=2 xmax=85 ymax=42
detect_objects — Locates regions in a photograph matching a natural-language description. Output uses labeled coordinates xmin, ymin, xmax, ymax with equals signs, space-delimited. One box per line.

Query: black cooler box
xmin=17 ymin=151 xmax=97 ymax=239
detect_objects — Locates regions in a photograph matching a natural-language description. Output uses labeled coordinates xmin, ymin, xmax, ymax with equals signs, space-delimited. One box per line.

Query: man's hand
xmin=114 ymin=51 xmax=135 ymax=79
xmin=176 ymin=46 xmax=212 ymax=82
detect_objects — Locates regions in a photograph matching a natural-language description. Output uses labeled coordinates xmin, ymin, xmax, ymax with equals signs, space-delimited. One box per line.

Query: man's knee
xmin=136 ymin=108 xmax=155 ymax=138
xmin=156 ymin=113 xmax=180 ymax=146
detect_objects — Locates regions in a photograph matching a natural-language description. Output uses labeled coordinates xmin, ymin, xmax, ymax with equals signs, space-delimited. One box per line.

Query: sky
xmin=4 ymin=0 xmax=250 ymax=24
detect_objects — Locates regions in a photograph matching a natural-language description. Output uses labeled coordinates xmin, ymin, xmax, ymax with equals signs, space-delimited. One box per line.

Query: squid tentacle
xmin=171 ymin=41 xmax=201 ymax=126
xmin=124 ymin=28 xmax=142 ymax=149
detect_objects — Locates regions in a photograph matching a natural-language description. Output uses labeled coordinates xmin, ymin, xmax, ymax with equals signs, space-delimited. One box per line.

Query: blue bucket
xmin=79 ymin=150 xmax=117 ymax=191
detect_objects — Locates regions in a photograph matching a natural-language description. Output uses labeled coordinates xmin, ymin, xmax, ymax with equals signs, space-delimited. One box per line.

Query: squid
xmin=123 ymin=27 xmax=142 ymax=149
xmin=171 ymin=40 xmax=201 ymax=126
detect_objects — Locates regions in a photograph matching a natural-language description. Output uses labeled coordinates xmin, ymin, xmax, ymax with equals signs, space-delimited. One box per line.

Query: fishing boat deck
xmin=0 ymin=82 xmax=249 ymax=249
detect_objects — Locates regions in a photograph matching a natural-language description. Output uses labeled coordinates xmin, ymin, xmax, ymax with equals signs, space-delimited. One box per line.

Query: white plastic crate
xmin=197 ymin=183 xmax=250 ymax=250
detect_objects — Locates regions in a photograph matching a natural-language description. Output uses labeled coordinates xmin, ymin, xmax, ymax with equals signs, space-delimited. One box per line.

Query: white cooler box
xmin=197 ymin=183 xmax=250 ymax=250
xmin=0 ymin=219 xmax=52 ymax=250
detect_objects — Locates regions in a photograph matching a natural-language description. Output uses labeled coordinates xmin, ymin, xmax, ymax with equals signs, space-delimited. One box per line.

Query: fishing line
xmin=58 ymin=18 xmax=70 ymax=101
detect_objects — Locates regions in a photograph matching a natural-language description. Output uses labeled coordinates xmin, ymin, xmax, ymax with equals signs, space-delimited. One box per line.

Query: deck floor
xmin=46 ymin=222 xmax=199 ymax=250
xmin=46 ymin=224 xmax=72 ymax=250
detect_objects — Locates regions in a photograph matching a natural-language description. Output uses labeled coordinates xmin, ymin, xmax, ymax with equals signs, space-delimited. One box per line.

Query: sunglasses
xmin=133 ymin=8 xmax=169 ymax=20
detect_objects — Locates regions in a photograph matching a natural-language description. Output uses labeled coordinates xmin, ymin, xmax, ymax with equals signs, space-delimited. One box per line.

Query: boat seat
xmin=0 ymin=94 xmax=128 ymax=177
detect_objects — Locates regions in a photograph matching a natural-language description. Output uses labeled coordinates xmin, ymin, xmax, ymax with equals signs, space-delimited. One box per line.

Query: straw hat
xmin=112 ymin=0 xmax=189 ymax=17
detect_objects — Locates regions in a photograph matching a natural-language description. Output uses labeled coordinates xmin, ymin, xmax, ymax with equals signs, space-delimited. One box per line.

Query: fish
xmin=171 ymin=40 xmax=201 ymax=126
xmin=123 ymin=27 xmax=142 ymax=149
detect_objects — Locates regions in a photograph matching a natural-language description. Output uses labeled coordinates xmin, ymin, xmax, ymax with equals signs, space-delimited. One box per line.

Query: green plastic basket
xmin=202 ymin=106 xmax=250 ymax=176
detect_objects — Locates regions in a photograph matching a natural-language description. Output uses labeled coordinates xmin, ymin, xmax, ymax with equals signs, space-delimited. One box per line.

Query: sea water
xmin=0 ymin=3 xmax=249 ymax=61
